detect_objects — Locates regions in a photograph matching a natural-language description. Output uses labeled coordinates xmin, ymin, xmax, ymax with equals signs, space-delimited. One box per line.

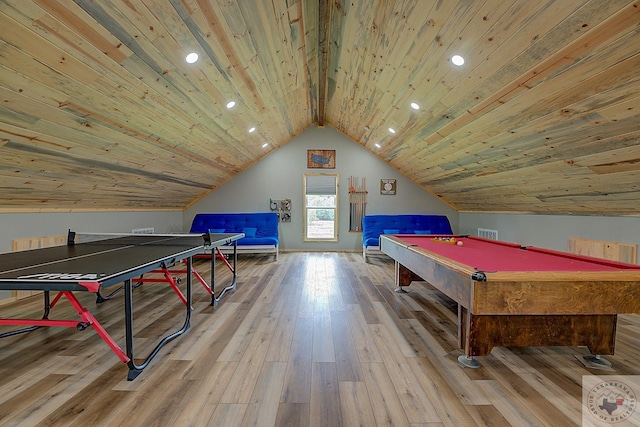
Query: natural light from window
xmin=303 ymin=173 xmax=338 ymax=242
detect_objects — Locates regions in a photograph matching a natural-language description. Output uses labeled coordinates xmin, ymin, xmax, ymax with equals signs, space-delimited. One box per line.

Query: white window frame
xmin=303 ymin=172 xmax=339 ymax=242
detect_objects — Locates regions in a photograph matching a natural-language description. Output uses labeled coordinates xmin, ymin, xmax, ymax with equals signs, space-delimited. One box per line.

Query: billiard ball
xmin=456 ymin=240 xmax=463 ymax=246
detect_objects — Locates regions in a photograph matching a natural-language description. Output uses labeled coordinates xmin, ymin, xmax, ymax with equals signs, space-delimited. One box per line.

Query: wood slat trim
xmin=568 ymin=237 xmax=638 ymax=264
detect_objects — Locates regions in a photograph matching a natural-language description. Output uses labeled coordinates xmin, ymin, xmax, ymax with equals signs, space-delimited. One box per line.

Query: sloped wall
xmin=460 ymin=212 xmax=640 ymax=260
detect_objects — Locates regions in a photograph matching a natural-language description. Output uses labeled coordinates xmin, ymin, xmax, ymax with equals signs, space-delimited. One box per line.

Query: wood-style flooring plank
xmin=204 ymin=403 xmax=248 ymax=427
xmin=241 ymin=361 xmax=288 ymax=426
xmin=309 ymin=362 xmax=342 ymax=427
xmin=345 ymin=303 xmax=383 ymax=363
xmin=361 ymin=362 xmax=411 ymax=427
xmin=280 ymin=316 xmax=313 ymax=404
xmin=275 ymin=403 xmax=310 ymax=427
xmin=331 ymin=309 xmax=364 ymax=382
xmin=406 ymin=357 xmax=480 ymax=426
xmin=368 ymin=322 xmax=442 ymax=424
xmin=338 ymin=381 xmax=377 ymax=427
xmin=170 ymin=361 xmax=239 ymax=426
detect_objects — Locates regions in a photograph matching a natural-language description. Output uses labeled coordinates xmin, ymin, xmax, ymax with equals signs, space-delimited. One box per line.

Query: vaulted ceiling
xmin=0 ymin=0 xmax=638 ymax=215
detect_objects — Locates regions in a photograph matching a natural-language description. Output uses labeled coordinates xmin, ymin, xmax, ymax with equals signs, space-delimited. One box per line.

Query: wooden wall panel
xmin=568 ymin=237 xmax=638 ymax=264
xmin=8 ymin=234 xmax=67 ymax=301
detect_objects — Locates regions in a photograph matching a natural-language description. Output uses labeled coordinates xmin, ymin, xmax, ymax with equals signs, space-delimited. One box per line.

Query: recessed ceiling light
xmin=226 ymin=101 xmax=236 ymax=109
xmin=410 ymin=102 xmax=420 ymax=110
xmin=262 ymin=142 xmax=268 ymax=148
xmin=388 ymin=127 xmax=396 ymax=134
xmin=364 ymin=126 xmax=370 ymax=131
xmin=374 ymin=143 xmax=381 ymax=148
xmin=185 ymin=52 xmax=199 ymax=63
xmin=451 ymin=55 xmax=465 ymax=66
xmin=248 ymin=127 xmax=256 ymax=133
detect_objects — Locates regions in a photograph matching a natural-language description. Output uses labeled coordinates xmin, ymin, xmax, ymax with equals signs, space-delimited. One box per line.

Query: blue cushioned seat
xmin=362 ymin=214 xmax=453 ymax=261
xmin=190 ymin=212 xmax=279 ymax=260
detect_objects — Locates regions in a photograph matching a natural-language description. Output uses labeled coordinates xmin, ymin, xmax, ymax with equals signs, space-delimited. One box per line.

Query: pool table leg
xmin=394 ymin=263 xmax=422 ymax=293
xmin=458 ymin=305 xmax=482 ymax=368
xmin=583 ymin=354 xmax=612 ymax=367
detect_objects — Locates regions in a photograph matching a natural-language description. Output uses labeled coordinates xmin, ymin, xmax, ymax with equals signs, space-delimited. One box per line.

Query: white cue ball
xmin=456 ymin=240 xmax=463 ymax=246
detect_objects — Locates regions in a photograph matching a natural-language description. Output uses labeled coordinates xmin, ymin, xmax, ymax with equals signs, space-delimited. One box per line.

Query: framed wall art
xmin=380 ymin=179 xmax=396 ymax=195
xmin=307 ymin=150 xmax=336 ymax=169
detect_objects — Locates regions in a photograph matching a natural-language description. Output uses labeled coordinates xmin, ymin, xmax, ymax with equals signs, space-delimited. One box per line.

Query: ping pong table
xmin=0 ymin=230 xmax=243 ymax=380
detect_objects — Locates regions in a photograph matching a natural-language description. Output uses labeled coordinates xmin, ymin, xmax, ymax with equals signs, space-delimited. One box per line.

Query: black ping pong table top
xmin=0 ymin=232 xmax=241 ymax=291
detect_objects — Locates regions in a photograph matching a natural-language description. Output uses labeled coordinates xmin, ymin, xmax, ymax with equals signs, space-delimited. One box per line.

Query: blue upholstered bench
xmin=190 ymin=212 xmax=279 ymax=260
xmin=362 ymin=214 xmax=453 ymax=261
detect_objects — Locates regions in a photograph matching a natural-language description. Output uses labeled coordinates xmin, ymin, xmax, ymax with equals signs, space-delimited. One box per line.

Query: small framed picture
xmin=380 ymin=179 xmax=396 ymax=195
xmin=307 ymin=150 xmax=336 ymax=169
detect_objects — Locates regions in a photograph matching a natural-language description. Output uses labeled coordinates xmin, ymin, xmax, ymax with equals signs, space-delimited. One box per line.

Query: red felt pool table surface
xmin=395 ymin=235 xmax=639 ymax=273
xmin=380 ymin=234 xmax=640 ymax=362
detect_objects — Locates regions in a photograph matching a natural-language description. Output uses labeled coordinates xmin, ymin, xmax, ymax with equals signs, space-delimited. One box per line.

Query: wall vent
xmin=132 ymin=227 xmax=155 ymax=234
xmin=478 ymin=228 xmax=498 ymax=240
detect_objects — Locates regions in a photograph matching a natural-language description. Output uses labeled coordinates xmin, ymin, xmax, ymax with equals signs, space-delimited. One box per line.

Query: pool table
xmin=380 ymin=234 xmax=640 ymax=367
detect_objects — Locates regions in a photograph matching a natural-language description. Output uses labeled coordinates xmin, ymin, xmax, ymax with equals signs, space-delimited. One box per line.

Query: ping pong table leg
xmin=160 ymin=265 xmax=189 ymax=306
xmin=123 ymin=257 xmax=193 ymax=381
xmin=95 ymin=263 xmax=191 ymax=309
xmin=190 ymin=264 xmax=210 ymax=293
xmin=126 ymin=264 xmax=191 ymax=307
xmin=0 ymin=291 xmax=53 ymax=338
xmin=159 ymin=248 xmax=235 ymax=307
xmin=215 ymin=246 xmax=235 ymax=273
xmin=210 ymin=242 xmax=238 ymax=306
xmin=60 ymin=291 xmax=130 ymax=363
xmin=95 ymin=277 xmax=145 ymax=303
xmin=0 ymin=291 xmax=131 ymax=365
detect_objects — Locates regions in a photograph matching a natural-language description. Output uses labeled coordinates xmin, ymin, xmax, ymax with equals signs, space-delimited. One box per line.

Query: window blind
xmin=305 ymin=175 xmax=337 ymax=195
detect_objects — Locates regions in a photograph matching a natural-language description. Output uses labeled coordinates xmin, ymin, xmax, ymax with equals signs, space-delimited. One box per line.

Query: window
xmin=303 ymin=173 xmax=339 ymax=242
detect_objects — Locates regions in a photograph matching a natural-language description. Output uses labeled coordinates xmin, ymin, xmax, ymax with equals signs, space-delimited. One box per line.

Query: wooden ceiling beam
xmin=317 ymin=0 xmax=330 ymax=126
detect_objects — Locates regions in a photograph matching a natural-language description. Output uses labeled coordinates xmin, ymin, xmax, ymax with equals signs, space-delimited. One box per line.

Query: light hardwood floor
xmin=1 ymin=252 xmax=639 ymax=426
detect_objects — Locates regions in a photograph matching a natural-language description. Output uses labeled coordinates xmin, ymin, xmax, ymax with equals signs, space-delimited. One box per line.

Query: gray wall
xmin=0 ymin=210 xmax=183 ymax=300
xmin=184 ymin=125 xmax=459 ymax=251
xmin=0 ymin=211 xmax=183 ymax=254
xmin=460 ymin=212 xmax=640 ymax=259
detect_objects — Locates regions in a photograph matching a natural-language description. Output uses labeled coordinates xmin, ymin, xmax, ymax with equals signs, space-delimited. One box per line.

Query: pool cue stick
xmin=349 ymin=176 xmax=355 ymax=230
xmin=355 ymin=178 xmax=360 ymax=230
xmin=359 ymin=184 xmax=362 ymax=227
xmin=354 ymin=177 xmax=358 ymax=231
xmin=357 ymin=177 xmax=362 ymax=230
xmin=349 ymin=176 xmax=354 ymax=230
xmin=360 ymin=177 xmax=366 ymax=230
xmin=356 ymin=184 xmax=361 ymax=231
xmin=363 ymin=176 xmax=366 ymax=220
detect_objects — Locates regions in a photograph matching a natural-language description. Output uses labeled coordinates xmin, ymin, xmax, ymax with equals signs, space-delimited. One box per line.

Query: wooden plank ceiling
xmin=0 ymin=0 xmax=638 ymax=214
